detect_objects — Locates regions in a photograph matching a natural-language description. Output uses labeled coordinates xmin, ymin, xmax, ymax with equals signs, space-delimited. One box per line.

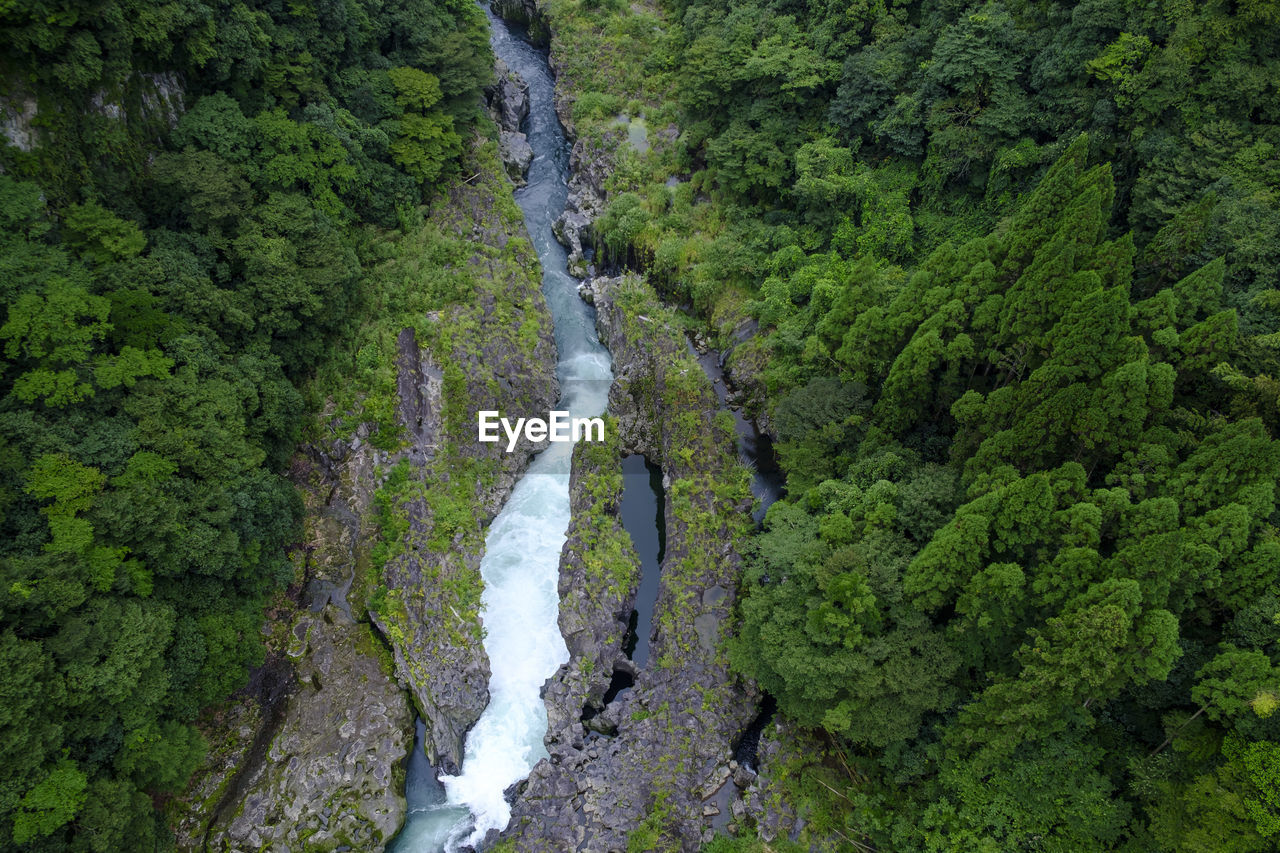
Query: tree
xmin=11 ymin=761 xmax=87 ymax=844
xmin=386 ymin=66 xmax=462 ymax=189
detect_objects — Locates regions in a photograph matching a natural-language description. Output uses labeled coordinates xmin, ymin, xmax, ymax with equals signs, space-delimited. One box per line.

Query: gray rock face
xmin=3 ymin=71 xmax=184 ymax=152
xmin=490 ymin=0 xmax=550 ymax=46
xmin=0 ymin=95 xmax=38 ymax=152
xmin=724 ymin=724 xmax=823 ymax=847
xmin=176 ymin=414 xmax=411 ymax=853
xmin=543 ymin=434 xmax=639 ymax=750
xmin=498 ymin=130 xmax=534 ymax=183
xmin=487 ymin=59 xmax=529 ymax=133
xmin=552 ymin=204 xmax=598 ymax=278
xmin=487 ymin=60 xmax=535 ymax=185
xmin=499 ymin=277 xmax=761 ymax=852
xmin=369 ymin=328 xmax=490 ymax=777
xmin=370 ymin=170 xmax=560 ymax=775
xmin=395 ymin=327 xmax=443 ymax=465
xmin=551 ymin=132 xmax=610 ymax=277
xmin=207 ymin=608 xmax=412 ymax=852
xmin=175 ymin=155 xmax=559 ymax=850
xmin=371 ymin=489 xmax=492 ymax=778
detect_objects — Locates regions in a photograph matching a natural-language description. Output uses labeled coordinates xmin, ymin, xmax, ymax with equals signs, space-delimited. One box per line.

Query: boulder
xmin=486 ymin=58 xmax=529 ymax=133
xmin=498 ymin=130 xmax=534 ymax=184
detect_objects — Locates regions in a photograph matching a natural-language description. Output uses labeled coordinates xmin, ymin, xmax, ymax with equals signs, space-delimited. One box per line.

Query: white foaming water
xmin=389 ymin=6 xmax=613 ymax=851
xmin=440 ymin=364 xmax=610 ymax=847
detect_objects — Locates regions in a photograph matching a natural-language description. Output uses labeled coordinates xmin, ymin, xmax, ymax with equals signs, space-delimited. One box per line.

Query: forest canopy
xmin=571 ymin=0 xmax=1280 ymax=848
xmin=3 ymin=0 xmax=1280 ymax=848
xmin=0 ymin=0 xmax=490 ymax=847
xmin=732 ymin=139 xmax=1280 ymax=850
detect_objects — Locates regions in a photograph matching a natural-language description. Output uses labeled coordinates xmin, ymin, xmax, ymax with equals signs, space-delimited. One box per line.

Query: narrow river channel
xmin=390 ymin=7 xmax=613 ymax=851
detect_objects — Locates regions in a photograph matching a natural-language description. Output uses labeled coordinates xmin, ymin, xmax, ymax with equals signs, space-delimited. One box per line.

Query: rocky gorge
xmin=482 ymin=2 xmax=814 ymax=847
xmin=172 ymin=79 xmax=560 ymax=847
xmin=498 ymin=274 xmax=765 ymax=851
xmin=173 ymin=2 xmax=800 ymax=849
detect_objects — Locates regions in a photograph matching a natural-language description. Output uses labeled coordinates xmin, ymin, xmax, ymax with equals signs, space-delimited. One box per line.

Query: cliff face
xmin=173 ymin=92 xmax=558 ymax=848
xmin=468 ymin=5 xmax=766 ymax=849
xmin=2 ymin=71 xmax=183 ymax=152
xmin=173 ymin=416 xmax=414 ymax=852
xmin=501 ymin=276 xmax=762 ymax=852
xmin=489 ymin=58 xmax=534 ymax=184
xmin=369 ymin=159 xmax=560 ymax=775
xmin=489 ymin=0 xmax=552 ymax=46
xmin=200 ymin=611 xmax=413 ymax=852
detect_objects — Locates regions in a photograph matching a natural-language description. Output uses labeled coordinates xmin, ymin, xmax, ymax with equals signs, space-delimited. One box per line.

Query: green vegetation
xmin=0 ymin=0 xmax=493 ymax=847
xmin=581 ymin=0 xmax=1280 ymax=330
xmin=628 ymin=788 xmax=679 ymax=853
xmin=5 ymin=0 xmax=1279 ymax=847
xmin=575 ymin=417 xmax=640 ymax=598
xmin=731 ymin=142 xmax=1280 ymax=850
xmin=540 ymin=0 xmax=1280 ymax=849
xmin=606 ymin=276 xmax=754 ymax=671
xmin=343 ymin=138 xmax=550 ymax=655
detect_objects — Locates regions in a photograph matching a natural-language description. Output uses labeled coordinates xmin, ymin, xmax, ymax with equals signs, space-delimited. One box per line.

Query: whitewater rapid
xmin=390 ymin=6 xmax=613 ymax=851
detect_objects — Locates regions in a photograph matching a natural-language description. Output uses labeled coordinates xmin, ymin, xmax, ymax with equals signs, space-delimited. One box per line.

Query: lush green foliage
xmin=731 ymin=141 xmax=1280 ymax=849
xmin=0 ymin=0 xmax=490 ymax=847
xmin=537 ymin=0 xmax=1280 ymax=849
xmin=578 ymin=0 xmax=1280 ymax=329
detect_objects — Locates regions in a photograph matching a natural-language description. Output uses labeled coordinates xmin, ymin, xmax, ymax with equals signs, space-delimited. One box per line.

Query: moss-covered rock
xmin=206 ymin=607 xmax=413 ymax=852
xmin=173 ymin=137 xmax=559 ymax=848
xmin=367 ymin=143 xmax=560 ymax=774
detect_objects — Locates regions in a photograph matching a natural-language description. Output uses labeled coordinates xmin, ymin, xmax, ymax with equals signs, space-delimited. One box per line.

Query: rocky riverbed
xmin=481 ymin=2 xmax=805 ymax=847
xmin=497 ymin=275 xmax=764 ymax=852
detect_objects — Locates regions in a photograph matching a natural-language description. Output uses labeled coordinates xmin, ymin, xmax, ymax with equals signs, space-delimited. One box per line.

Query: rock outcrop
xmin=174 ymin=419 xmax=412 ymax=852
xmin=174 ymin=145 xmax=560 ymax=849
xmin=206 ymin=608 xmax=412 ymax=852
xmin=489 ymin=0 xmax=550 ymax=46
xmin=487 ymin=58 xmax=534 ymax=185
xmin=1 ymin=94 xmax=38 ymax=152
xmin=487 ymin=58 xmax=529 ymax=132
xmin=369 ymin=159 xmax=560 ymax=774
xmin=2 ymin=71 xmax=183 ymax=152
xmin=171 ymin=403 xmax=404 ymax=850
xmin=498 ymin=129 xmax=534 ymax=183
xmin=367 ymin=329 xmax=491 ymax=778
xmin=728 ymin=726 xmax=804 ymax=845
xmin=550 ymin=122 xmax=610 ymax=278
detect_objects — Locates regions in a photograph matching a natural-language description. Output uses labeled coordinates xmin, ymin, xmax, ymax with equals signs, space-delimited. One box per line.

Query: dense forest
xmin=0 ymin=0 xmax=490 ymax=847
xmin=573 ymin=0 xmax=1280 ymax=848
xmin=3 ymin=0 xmax=1280 ymax=849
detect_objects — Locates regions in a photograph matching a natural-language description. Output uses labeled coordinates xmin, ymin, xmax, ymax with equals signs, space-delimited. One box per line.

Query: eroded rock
xmin=487 ymin=58 xmax=529 ymax=133
xmin=498 ymin=130 xmax=534 ymax=184
xmin=490 ymin=0 xmax=551 ymax=46
xmin=487 ymin=59 xmax=536 ymax=185
xmin=176 ymin=150 xmax=559 ymax=850
xmin=207 ymin=608 xmax=412 ymax=852
xmin=369 ymin=166 xmax=559 ymax=774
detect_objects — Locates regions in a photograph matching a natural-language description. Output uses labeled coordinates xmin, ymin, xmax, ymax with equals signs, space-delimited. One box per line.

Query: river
xmin=389 ymin=6 xmax=613 ymax=851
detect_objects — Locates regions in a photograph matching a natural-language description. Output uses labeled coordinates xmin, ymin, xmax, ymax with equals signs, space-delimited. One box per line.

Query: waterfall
xmin=390 ymin=7 xmax=612 ymax=851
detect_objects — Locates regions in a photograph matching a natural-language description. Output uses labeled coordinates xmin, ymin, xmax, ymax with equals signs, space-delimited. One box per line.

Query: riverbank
xmin=499 ymin=272 xmax=760 ymax=850
xmin=171 ymin=128 xmax=559 ymax=850
xmin=391 ymin=5 xmax=619 ymax=846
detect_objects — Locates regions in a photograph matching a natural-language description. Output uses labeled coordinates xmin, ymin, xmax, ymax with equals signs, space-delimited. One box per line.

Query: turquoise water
xmin=390 ymin=6 xmax=613 ymax=851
